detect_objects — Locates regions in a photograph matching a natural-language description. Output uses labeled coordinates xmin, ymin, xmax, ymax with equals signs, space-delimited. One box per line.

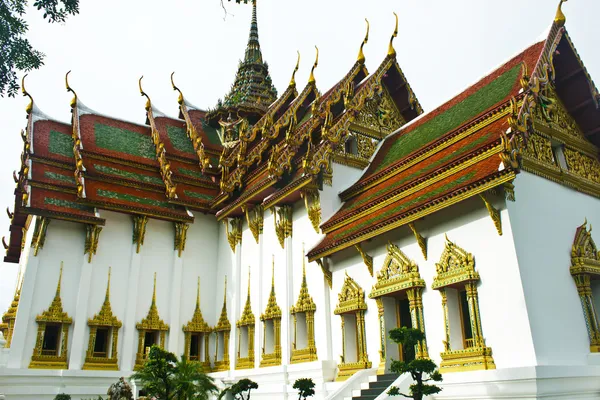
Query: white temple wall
xmin=16 ymin=219 xmax=86 ymax=368
xmin=506 ymin=171 xmax=600 ymax=366
xmin=214 ymin=220 xmax=236 ymax=368
xmin=321 ymin=163 xmax=364 ymax=222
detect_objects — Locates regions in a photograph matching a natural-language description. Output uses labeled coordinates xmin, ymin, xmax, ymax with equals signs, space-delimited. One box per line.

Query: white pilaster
xmin=7 ymin=249 xmax=40 ymax=368
xmin=282 ymin=236 xmax=293 ymax=365
xmin=229 ymin=243 xmax=242 ymax=371
xmin=321 ymin=267 xmax=333 ymax=361
xmin=255 ymin=233 xmax=264 ymax=369
xmin=68 ymin=257 xmax=94 ymax=369
xmin=120 ymin=243 xmax=142 ymax=371
xmin=167 ymin=251 xmax=183 ymax=355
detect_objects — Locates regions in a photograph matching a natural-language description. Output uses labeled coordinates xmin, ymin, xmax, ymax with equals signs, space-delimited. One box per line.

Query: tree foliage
xmin=387 ymin=327 xmax=443 ymax=400
xmin=172 ymin=356 xmax=218 ymax=400
xmin=219 ymin=378 xmax=259 ymax=400
xmin=293 ymin=378 xmax=315 ymax=400
xmin=0 ymin=0 xmax=79 ymax=97
xmin=53 ymin=394 xmax=71 ymax=400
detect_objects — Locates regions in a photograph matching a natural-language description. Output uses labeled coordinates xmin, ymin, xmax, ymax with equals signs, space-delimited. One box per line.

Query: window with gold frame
xmin=260 ymin=260 xmax=281 ymax=367
xmin=83 ymin=268 xmax=122 ymax=370
xmin=29 ymin=264 xmax=72 ymax=369
xmin=213 ymin=277 xmax=231 ymax=372
xmin=290 ymin=253 xmax=317 ymax=364
xmin=570 ymin=219 xmax=600 ymax=352
xmin=182 ymin=278 xmax=212 ymax=370
xmin=431 ymin=236 xmax=495 ymax=373
xmin=235 ymin=271 xmax=255 ymax=370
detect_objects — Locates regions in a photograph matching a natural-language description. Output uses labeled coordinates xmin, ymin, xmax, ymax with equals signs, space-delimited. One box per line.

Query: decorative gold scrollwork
xmin=301 ymin=188 xmax=321 ymax=233
xmin=132 ymin=215 xmax=148 ymax=254
xmin=31 ymin=216 xmax=50 ymax=257
xmin=564 ymin=147 xmax=600 ymax=185
xmin=315 ymin=258 xmax=332 ymax=289
xmin=224 ymin=217 xmax=242 ymax=252
xmin=85 ymin=224 xmax=103 ymax=263
xmin=243 ymin=204 xmax=263 ymax=244
xmin=479 ymin=194 xmax=502 ymax=236
xmin=174 ymin=222 xmax=189 ymax=257
xmin=408 ymin=222 xmax=427 ymax=260
xmin=273 ymin=205 xmax=292 ymax=249
xmin=354 ymin=243 xmax=373 ymax=276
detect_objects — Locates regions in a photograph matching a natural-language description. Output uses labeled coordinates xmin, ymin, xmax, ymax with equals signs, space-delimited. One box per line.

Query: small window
xmin=459 ymin=291 xmax=474 ymax=348
xmin=42 ymin=324 xmax=60 ymax=356
xmin=397 ymin=298 xmax=415 ymax=362
xmin=144 ymin=331 xmax=157 ymax=357
xmin=93 ymin=328 xmax=110 ymax=357
xmin=190 ymin=334 xmax=200 ymax=361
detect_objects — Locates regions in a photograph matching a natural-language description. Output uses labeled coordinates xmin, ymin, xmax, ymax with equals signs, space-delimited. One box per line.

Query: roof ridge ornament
xmin=65 ymin=71 xmax=77 ymax=109
xmin=309 ymin=46 xmax=319 ymax=84
xmin=138 ymin=76 xmax=151 ymax=112
xmin=289 ymin=51 xmax=300 ymax=88
xmin=357 ymin=18 xmax=369 ymax=64
xmin=554 ymin=0 xmax=568 ymax=27
xmin=21 ymin=75 xmax=33 ymax=115
xmin=388 ymin=12 xmax=399 ymax=57
xmin=170 ymin=72 xmax=184 ymax=106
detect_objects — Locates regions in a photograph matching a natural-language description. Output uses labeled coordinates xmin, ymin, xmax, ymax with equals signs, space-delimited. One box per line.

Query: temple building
xmin=1 ymin=0 xmax=600 ymax=399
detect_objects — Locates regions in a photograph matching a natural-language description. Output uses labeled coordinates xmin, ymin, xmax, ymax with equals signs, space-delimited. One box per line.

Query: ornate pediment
xmin=261 ymin=262 xmax=281 ymax=321
xmin=352 ymin=85 xmax=405 ymax=138
xmin=291 ymin=253 xmax=316 ymax=314
xmin=215 ymin=277 xmax=231 ymax=331
xmin=432 ymin=235 xmax=479 ymax=289
xmin=136 ymin=273 xmax=169 ymax=332
xmin=36 ymin=264 xmax=72 ymax=325
xmin=237 ymin=271 xmax=255 ymax=327
xmin=334 ymin=272 xmax=367 ymax=314
xmin=88 ymin=268 xmax=121 ymax=328
xmin=571 ymin=219 xmax=600 ymax=276
xmin=183 ymin=278 xmax=211 ymax=333
xmin=370 ymin=242 xmax=424 ymax=298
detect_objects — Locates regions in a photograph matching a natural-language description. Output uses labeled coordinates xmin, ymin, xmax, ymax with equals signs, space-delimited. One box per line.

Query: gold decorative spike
xmin=243 ymin=204 xmax=263 ymax=244
xmin=236 ymin=269 xmax=256 ymax=370
xmin=273 ymin=205 xmax=293 ymax=248
xmin=225 ymin=217 xmax=242 ymax=252
xmin=408 ymin=222 xmax=428 ymax=260
xmin=31 ymin=216 xmax=50 ymax=256
xmin=262 ymin=258 xmax=282 ymax=320
xmin=139 ymin=76 xmax=178 ymax=199
xmin=260 ymin=256 xmax=282 ymax=367
xmin=315 ymin=258 xmax=332 ymax=289
xmin=388 ymin=12 xmax=399 ymax=56
xmin=479 ymin=193 xmax=502 ymax=236
xmin=182 ymin=277 xmax=211 ymax=368
xmin=174 ymin=222 xmax=189 ymax=257
xmin=308 ymin=46 xmax=319 ymax=84
xmin=83 ymin=267 xmax=122 ymax=370
xmin=214 ymin=276 xmax=231 ymax=372
xmin=171 ymin=73 xmax=210 ymax=171
xmin=555 ymin=0 xmax=568 ymax=26
xmin=354 ymin=243 xmax=373 ymax=276
xmin=301 ymin=188 xmax=321 ymax=233
xmin=289 ymin=51 xmax=300 ymax=87
xmin=503 ymin=181 xmax=516 ymax=202
xmin=132 ymin=215 xmax=148 ymax=254
xmin=134 ymin=272 xmax=169 ymax=370
xmin=21 ymin=75 xmax=34 ymax=115
xmin=84 ymin=224 xmax=103 ymax=263
xmin=65 ymin=70 xmax=78 ymax=108
xmin=216 ymin=276 xmax=231 ymax=331
xmin=357 ymin=18 xmax=369 ymax=64
xmin=290 ymin=246 xmax=317 ymax=364
xmin=30 ymin=263 xmax=73 ymax=369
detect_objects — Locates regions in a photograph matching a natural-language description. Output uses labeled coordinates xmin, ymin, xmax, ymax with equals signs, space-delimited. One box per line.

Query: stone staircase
xmin=346 ymin=373 xmax=398 ymax=400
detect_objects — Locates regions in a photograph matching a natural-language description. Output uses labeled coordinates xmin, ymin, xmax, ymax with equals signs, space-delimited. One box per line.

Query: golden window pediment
xmin=183 ymin=278 xmax=211 ymax=333
xmin=334 ymin=272 xmax=367 ymax=314
xmin=370 ymin=242 xmax=425 ymax=299
xmin=215 ymin=277 xmax=231 ymax=332
xmin=237 ymin=271 xmax=255 ymax=327
xmin=136 ymin=274 xmax=169 ymax=332
xmin=432 ymin=235 xmax=479 ymax=289
xmin=571 ymin=219 xmax=600 ymax=276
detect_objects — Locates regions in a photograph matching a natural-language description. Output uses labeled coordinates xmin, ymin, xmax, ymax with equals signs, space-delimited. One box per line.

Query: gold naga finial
xmin=388 ymin=12 xmax=399 ymax=57
xmin=65 ymin=71 xmax=78 ymax=109
xmin=151 ymin=272 xmax=157 ymax=306
xmin=308 ymin=46 xmax=319 ymax=84
xmin=554 ymin=0 xmax=568 ymax=27
xmin=357 ymin=18 xmax=370 ymax=64
xmin=21 ymin=75 xmax=34 ymax=115
xmin=138 ymin=76 xmax=151 ymax=112
xmin=289 ymin=51 xmax=300 ymax=87
xmin=170 ymin=72 xmax=184 ymax=106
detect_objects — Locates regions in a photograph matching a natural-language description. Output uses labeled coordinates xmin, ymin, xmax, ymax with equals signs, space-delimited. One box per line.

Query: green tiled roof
xmin=48 ymin=130 xmax=73 ymax=158
xmin=44 ymin=171 xmax=76 ymax=184
xmin=167 ymin=125 xmax=194 ymax=154
xmin=201 ymin=120 xmax=223 ymax=146
xmin=183 ymin=190 xmax=213 ymax=201
xmin=376 ymin=65 xmax=521 ymax=172
xmin=94 ymin=164 xmax=163 ymax=186
xmin=97 ymin=189 xmax=176 ymax=209
xmin=94 ymin=123 xmax=156 ymax=160
xmin=178 ymin=167 xmax=208 ymax=181
xmin=44 ymin=197 xmax=90 ymax=211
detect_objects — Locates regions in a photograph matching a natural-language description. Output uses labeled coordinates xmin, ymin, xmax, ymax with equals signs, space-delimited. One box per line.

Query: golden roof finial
xmin=65 ymin=71 xmax=78 ymax=109
xmin=388 ymin=12 xmax=399 ymax=57
xmin=308 ymin=46 xmax=319 ymax=84
xmin=105 ymin=267 xmax=112 ymax=303
xmin=151 ymin=272 xmax=157 ymax=306
xmin=357 ymin=18 xmax=370 ymax=64
xmin=302 ymin=242 xmax=307 ymax=280
xmin=196 ymin=276 xmax=201 ymax=310
xmin=247 ymin=268 xmax=251 ymax=299
xmin=21 ymin=75 xmax=34 ymax=115
xmin=223 ymin=275 xmax=228 ymax=305
xmin=170 ymin=72 xmax=184 ymax=106
xmin=289 ymin=51 xmax=301 ymax=87
xmin=55 ymin=262 xmax=64 ymax=299
xmin=555 ymin=0 xmax=568 ymax=27
xmin=138 ymin=76 xmax=151 ymax=112
xmin=271 ymin=255 xmax=275 ymax=288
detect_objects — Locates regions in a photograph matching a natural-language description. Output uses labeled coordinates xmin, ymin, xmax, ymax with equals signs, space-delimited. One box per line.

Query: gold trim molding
xmin=273 ymin=205 xmax=293 ymax=248
xmin=260 ymin=259 xmax=282 ymax=367
xmin=183 ymin=277 xmax=212 ymax=370
xmin=354 ymin=243 xmax=373 ymax=276
xmin=316 ymin=258 xmax=332 ymax=289
xmin=31 ymin=216 xmax=50 ymax=256
xmin=243 ymin=204 xmax=263 ymax=244
xmin=236 ymin=271 xmax=255 ymax=370
xmin=132 ymin=215 xmax=148 ymax=254
xmin=479 ymin=193 xmax=502 ymax=236
xmin=408 ymin=222 xmax=427 ymax=260
xmin=225 ymin=217 xmax=242 ymax=252
xmin=214 ymin=276 xmax=231 ymax=372
xmin=174 ymin=222 xmax=189 ymax=257
xmin=301 ymin=188 xmax=321 ymax=233
xmin=290 ymin=250 xmax=317 ymax=364
xmin=85 ymin=224 xmax=103 ymax=263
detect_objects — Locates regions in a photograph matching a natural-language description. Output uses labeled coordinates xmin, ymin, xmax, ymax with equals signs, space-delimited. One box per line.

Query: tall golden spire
xmin=271 ymin=255 xmax=275 ymax=288
xmin=195 ymin=277 xmax=201 ymax=311
xmin=104 ymin=267 xmax=112 ymax=303
xmin=308 ymin=46 xmax=319 ymax=84
xmin=151 ymin=272 xmax=157 ymax=307
xmin=388 ymin=12 xmax=399 ymax=57
xmin=223 ymin=275 xmax=228 ymax=307
xmin=554 ymin=0 xmax=568 ymax=26
xmin=357 ymin=19 xmax=370 ymax=64
xmin=289 ymin=51 xmax=301 ymax=87
xmin=55 ymin=262 xmax=64 ymax=300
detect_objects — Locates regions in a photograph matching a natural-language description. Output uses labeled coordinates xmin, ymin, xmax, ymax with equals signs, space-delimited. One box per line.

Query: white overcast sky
xmin=0 ymin=0 xmax=598 ymax=312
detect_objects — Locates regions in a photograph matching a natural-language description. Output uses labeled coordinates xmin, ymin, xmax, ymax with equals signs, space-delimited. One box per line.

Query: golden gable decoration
xmin=183 ymin=277 xmax=212 ymax=370
xmin=431 ymin=235 xmax=479 ymax=289
xmin=214 ymin=276 xmax=231 ymax=372
xmin=30 ymin=263 xmax=72 ymax=369
xmin=236 ymin=270 xmax=255 ymax=370
xmin=570 ymin=219 xmax=600 ymax=352
xmin=260 ymin=258 xmax=282 ymax=367
xmin=83 ymin=268 xmax=122 ymax=370
xmin=134 ymin=273 xmax=169 ymax=370
xmin=334 ymin=272 xmax=371 ymax=381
